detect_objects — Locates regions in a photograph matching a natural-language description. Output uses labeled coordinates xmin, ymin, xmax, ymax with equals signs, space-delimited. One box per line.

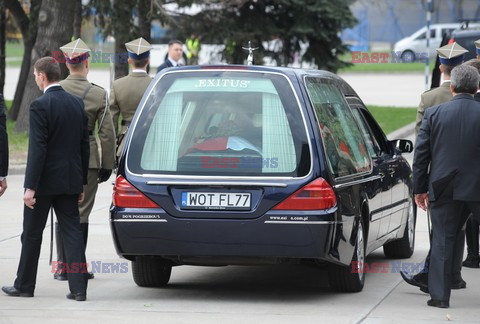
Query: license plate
xmin=181 ymin=192 xmax=251 ymax=210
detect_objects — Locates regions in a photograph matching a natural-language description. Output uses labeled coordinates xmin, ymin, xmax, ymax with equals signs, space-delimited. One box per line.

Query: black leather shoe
xmin=2 ymin=286 xmax=34 ymax=297
xmin=54 ymin=272 xmax=68 ymax=281
xmin=87 ymin=272 xmax=94 ymax=280
xmin=462 ymin=255 xmax=480 ymax=268
xmin=66 ymin=292 xmax=86 ymax=301
xmin=400 ymin=271 xmax=428 ymax=291
xmin=427 ymin=299 xmax=449 ymax=308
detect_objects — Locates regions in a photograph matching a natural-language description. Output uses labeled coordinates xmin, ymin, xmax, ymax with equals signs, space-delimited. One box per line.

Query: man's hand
xmin=415 ymin=193 xmax=429 ymax=211
xmin=78 ymin=192 xmax=85 ymax=204
xmin=24 ymin=189 xmax=36 ymax=209
xmin=98 ymin=168 xmax=112 ymax=183
xmin=0 ymin=178 xmax=7 ymax=197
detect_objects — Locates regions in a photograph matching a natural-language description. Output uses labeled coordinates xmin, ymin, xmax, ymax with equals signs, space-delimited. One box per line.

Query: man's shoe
xmin=1 ymin=286 xmax=34 ymax=297
xmin=427 ymin=299 xmax=449 ymax=308
xmin=400 ymin=271 xmax=428 ymax=291
xmin=54 ymin=272 xmax=68 ymax=281
xmin=87 ymin=272 xmax=94 ymax=280
xmin=66 ymin=292 xmax=86 ymax=301
xmin=462 ymin=255 xmax=480 ymax=268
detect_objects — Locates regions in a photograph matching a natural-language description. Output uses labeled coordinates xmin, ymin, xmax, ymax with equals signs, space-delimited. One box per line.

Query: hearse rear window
xmin=126 ymin=71 xmax=311 ymax=177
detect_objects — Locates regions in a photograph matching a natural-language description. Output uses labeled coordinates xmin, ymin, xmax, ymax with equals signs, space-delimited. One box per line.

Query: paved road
xmin=1 ymin=133 xmax=480 ymax=323
xmin=4 ymin=67 xmax=424 ymax=107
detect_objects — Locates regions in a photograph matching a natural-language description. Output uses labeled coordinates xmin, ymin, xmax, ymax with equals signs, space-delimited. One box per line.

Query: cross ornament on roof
xmin=242 ymin=41 xmax=259 ymax=65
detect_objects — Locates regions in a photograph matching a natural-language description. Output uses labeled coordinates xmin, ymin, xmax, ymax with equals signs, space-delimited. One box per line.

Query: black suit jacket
xmin=474 ymin=92 xmax=480 ymax=102
xmin=24 ymin=86 xmax=89 ymax=195
xmin=0 ymin=93 xmax=8 ymax=177
xmin=413 ymin=94 xmax=480 ymax=201
xmin=156 ymin=59 xmax=174 ymax=73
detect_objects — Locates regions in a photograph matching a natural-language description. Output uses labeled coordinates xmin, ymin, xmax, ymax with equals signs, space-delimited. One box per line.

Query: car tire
xmin=328 ymin=219 xmax=365 ymax=292
xmin=400 ymin=50 xmax=415 ymax=63
xmin=383 ymin=197 xmax=416 ymax=258
xmin=132 ymin=256 xmax=172 ymax=287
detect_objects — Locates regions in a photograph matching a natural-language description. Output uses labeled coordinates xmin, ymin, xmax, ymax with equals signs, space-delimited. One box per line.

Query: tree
xmin=179 ymin=0 xmax=356 ymax=72
xmin=5 ymin=0 xmax=41 ymax=121
xmin=14 ymin=0 xmax=75 ymax=132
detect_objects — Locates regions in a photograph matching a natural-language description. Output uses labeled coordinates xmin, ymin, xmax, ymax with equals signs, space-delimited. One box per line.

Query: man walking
xmin=413 ymin=64 xmax=480 ymax=308
xmin=54 ymin=38 xmax=116 ymax=280
xmin=110 ymin=37 xmax=153 ymax=158
xmin=1 ymin=57 xmax=89 ymax=301
xmin=0 ymin=93 xmax=8 ymax=197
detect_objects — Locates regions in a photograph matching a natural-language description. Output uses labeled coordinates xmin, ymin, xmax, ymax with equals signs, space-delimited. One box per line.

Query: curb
xmin=386 ymin=121 xmax=415 ymax=140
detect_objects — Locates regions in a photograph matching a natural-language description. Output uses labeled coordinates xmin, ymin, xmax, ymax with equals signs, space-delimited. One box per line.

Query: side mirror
xmin=391 ymin=139 xmax=414 ymax=153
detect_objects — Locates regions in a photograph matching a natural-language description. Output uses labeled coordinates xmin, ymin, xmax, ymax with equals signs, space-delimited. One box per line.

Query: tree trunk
xmin=112 ymin=0 xmax=135 ymax=79
xmin=73 ymin=0 xmax=82 ymax=39
xmin=137 ymin=0 xmax=151 ymax=42
xmin=7 ymin=0 xmax=41 ymax=121
xmin=14 ymin=0 xmax=75 ymax=132
xmin=137 ymin=0 xmax=151 ymax=73
xmin=0 ymin=1 xmax=6 ymax=95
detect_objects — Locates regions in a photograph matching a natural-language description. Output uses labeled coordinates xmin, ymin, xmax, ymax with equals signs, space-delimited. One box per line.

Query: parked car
xmin=393 ymin=23 xmax=479 ymax=61
xmin=110 ymin=65 xmax=415 ymax=293
xmin=449 ymin=27 xmax=480 ymax=61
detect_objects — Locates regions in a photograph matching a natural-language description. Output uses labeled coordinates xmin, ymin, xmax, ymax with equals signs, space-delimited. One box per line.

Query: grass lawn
xmin=339 ymin=51 xmax=436 ymax=73
xmin=367 ymin=105 xmax=416 ymax=134
xmin=4 ymin=100 xmax=29 ymax=164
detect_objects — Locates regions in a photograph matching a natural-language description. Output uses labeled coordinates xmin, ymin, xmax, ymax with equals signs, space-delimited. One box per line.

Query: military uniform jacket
xmin=413 ymin=94 xmax=480 ymax=202
xmin=110 ymin=71 xmax=152 ymax=155
xmin=24 ymin=86 xmax=89 ymax=195
xmin=415 ymin=81 xmax=453 ymax=135
xmin=60 ymin=75 xmax=116 ymax=170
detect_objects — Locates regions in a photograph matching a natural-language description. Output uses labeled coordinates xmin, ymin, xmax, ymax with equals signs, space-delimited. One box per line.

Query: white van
xmin=393 ymin=23 xmax=479 ymax=61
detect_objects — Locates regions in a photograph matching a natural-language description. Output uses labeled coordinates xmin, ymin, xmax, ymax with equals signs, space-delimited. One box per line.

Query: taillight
xmin=113 ymin=175 xmax=159 ymax=208
xmin=273 ymin=178 xmax=337 ymax=210
xmin=448 ymin=38 xmax=455 ymax=44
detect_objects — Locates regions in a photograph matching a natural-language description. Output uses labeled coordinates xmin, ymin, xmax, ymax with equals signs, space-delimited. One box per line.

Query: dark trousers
xmin=13 ymin=194 xmax=87 ymax=295
xmin=423 ymin=226 xmax=465 ymax=280
xmin=465 ymin=215 xmax=479 ymax=257
xmin=428 ymin=200 xmax=480 ymax=302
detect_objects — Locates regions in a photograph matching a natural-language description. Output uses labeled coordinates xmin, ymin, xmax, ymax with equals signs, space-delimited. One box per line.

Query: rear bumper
xmin=110 ymin=207 xmax=343 ymax=263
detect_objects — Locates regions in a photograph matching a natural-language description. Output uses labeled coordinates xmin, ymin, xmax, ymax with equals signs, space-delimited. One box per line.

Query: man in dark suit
xmin=156 ymin=39 xmax=184 ymax=73
xmin=0 ymin=93 xmax=8 ymax=197
xmin=460 ymin=59 xmax=480 ymax=268
xmin=1 ymin=57 xmax=89 ymax=301
xmin=413 ymin=64 xmax=480 ymax=308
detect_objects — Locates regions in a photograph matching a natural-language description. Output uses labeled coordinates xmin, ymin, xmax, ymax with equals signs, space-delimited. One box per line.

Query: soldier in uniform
xmin=415 ymin=42 xmax=468 ymax=136
xmin=401 ymin=42 xmax=469 ymax=293
xmin=110 ymin=37 xmax=153 ymax=159
xmin=53 ymin=39 xmax=116 ymax=280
